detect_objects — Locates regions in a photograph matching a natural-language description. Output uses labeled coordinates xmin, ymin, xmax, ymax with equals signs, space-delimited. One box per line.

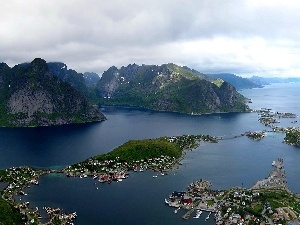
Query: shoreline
xmin=165 ymin=158 xmax=300 ymax=224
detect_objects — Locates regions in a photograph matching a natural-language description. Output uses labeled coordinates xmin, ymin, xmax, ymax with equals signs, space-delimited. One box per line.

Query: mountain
xmin=47 ymin=62 xmax=95 ymax=98
xmin=249 ymin=76 xmax=300 ymax=85
xmin=96 ymin=63 xmax=249 ymax=114
xmin=248 ymin=76 xmax=270 ymax=86
xmin=83 ymin=72 xmax=100 ymax=87
xmin=0 ymin=58 xmax=106 ymax=127
xmin=207 ymin=73 xmax=262 ymax=90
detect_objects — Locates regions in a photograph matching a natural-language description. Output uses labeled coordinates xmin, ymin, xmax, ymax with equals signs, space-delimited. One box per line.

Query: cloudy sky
xmin=1 ymin=0 xmax=300 ymax=77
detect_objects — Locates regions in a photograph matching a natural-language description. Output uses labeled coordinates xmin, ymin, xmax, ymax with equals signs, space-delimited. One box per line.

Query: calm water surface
xmin=2 ymin=83 xmax=300 ymax=225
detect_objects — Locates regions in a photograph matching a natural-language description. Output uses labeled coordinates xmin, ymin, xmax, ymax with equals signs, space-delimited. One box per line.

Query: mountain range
xmin=96 ymin=63 xmax=249 ymax=114
xmin=207 ymin=73 xmax=262 ymax=90
xmin=0 ymin=58 xmax=256 ymax=127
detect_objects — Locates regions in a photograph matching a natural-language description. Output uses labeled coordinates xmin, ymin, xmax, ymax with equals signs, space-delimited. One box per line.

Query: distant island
xmin=0 ymin=58 xmax=106 ymax=127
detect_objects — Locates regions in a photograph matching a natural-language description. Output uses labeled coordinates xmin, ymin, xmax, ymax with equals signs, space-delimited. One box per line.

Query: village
xmin=164 ymin=158 xmax=300 ymax=225
xmin=0 ymin=123 xmax=299 ymax=224
xmin=63 ymin=134 xmax=219 ymax=183
xmin=0 ymin=134 xmax=219 ymax=224
xmin=0 ymin=166 xmax=77 ymax=225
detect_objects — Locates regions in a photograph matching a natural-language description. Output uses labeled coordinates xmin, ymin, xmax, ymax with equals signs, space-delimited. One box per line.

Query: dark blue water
xmin=2 ymin=83 xmax=300 ymax=225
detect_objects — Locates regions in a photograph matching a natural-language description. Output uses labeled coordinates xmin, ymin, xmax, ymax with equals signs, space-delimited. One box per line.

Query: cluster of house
xmin=257 ymin=108 xmax=297 ymax=128
xmin=43 ymin=206 xmax=77 ymax=224
xmin=63 ymin=134 xmax=220 ymax=182
xmin=165 ymin=159 xmax=300 ymax=225
xmin=0 ymin=166 xmax=79 ymax=225
xmin=168 ymin=134 xmax=218 ymax=149
xmin=0 ymin=166 xmax=43 ymax=200
xmin=244 ymin=131 xmax=266 ymax=140
xmin=64 ymin=154 xmax=178 ymax=183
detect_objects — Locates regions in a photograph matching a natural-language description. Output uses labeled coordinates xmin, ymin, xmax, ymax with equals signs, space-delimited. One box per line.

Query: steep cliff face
xmin=0 ymin=58 xmax=106 ymax=127
xmin=96 ymin=63 xmax=249 ymax=114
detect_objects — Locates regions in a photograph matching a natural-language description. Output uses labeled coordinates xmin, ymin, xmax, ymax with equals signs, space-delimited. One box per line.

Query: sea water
xmin=2 ymin=82 xmax=300 ymax=224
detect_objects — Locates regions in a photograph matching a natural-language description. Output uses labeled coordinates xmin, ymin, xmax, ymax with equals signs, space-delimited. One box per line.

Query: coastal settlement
xmin=0 ymin=134 xmax=218 ymax=224
xmin=63 ymin=134 xmax=218 ymax=183
xmin=0 ymin=109 xmax=299 ymax=224
xmin=165 ymin=158 xmax=300 ymax=225
xmin=0 ymin=167 xmax=77 ymax=225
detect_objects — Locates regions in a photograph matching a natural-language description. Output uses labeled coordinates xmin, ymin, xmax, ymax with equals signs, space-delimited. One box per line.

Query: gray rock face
xmin=8 ymin=88 xmax=54 ymax=116
xmin=0 ymin=58 xmax=106 ymax=127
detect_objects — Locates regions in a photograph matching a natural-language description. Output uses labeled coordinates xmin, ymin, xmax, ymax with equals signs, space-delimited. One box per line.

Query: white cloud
xmin=1 ymin=0 xmax=300 ymax=77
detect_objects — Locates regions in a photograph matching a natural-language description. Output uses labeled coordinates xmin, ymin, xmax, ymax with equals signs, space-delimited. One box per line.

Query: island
xmin=284 ymin=128 xmax=300 ymax=147
xmin=164 ymin=158 xmax=300 ymax=224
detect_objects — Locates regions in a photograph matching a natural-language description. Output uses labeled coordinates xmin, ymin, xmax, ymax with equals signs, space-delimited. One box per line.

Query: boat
xmin=193 ymin=210 xmax=202 ymax=218
xmin=164 ymin=198 xmax=169 ymax=204
xmin=174 ymin=207 xmax=180 ymax=213
xmin=153 ymin=175 xmax=158 ymax=178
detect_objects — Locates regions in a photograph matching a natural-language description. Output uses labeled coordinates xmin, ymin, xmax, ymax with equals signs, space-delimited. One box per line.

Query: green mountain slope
xmin=208 ymin=73 xmax=262 ymax=90
xmin=96 ymin=63 xmax=249 ymax=114
xmin=0 ymin=58 xmax=106 ymax=127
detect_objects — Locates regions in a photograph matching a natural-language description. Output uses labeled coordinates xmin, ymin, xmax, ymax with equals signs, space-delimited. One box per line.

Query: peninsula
xmin=63 ymin=134 xmax=218 ymax=182
xmin=0 ymin=134 xmax=218 ymax=224
xmin=165 ymin=158 xmax=300 ymax=224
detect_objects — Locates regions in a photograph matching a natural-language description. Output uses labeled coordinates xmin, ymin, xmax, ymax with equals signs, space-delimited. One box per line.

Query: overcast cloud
xmin=1 ymin=0 xmax=300 ymax=77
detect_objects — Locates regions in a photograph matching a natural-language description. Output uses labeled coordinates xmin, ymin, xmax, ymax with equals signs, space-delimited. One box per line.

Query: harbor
xmin=0 ymin=167 xmax=77 ymax=224
xmin=164 ymin=158 xmax=300 ymax=224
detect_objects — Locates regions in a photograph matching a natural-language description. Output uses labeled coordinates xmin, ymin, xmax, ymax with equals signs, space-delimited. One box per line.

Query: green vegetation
xmin=259 ymin=189 xmax=300 ymax=212
xmin=65 ymin=134 xmax=218 ymax=178
xmin=284 ymin=128 xmax=300 ymax=147
xmin=0 ymin=197 xmax=23 ymax=225
xmin=166 ymin=63 xmax=201 ymax=80
xmin=97 ymin=63 xmax=249 ymax=114
xmin=94 ymin=138 xmax=182 ymax=162
xmin=0 ymin=58 xmax=105 ymax=127
xmin=212 ymin=78 xmax=224 ymax=87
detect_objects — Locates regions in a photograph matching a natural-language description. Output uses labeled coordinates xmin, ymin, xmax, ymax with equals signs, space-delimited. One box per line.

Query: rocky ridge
xmin=96 ymin=63 xmax=249 ymax=114
xmin=0 ymin=58 xmax=106 ymax=127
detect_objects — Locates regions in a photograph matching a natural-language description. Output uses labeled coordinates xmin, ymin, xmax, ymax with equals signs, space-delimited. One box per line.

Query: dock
xmin=182 ymin=208 xmax=195 ymax=220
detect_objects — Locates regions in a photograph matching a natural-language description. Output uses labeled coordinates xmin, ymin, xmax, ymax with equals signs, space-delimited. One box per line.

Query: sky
xmin=1 ymin=0 xmax=300 ymax=78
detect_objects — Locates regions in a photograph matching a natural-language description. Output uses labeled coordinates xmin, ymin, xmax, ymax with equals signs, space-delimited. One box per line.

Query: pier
xmin=251 ymin=158 xmax=288 ymax=190
xmin=182 ymin=208 xmax=195 ymax=220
